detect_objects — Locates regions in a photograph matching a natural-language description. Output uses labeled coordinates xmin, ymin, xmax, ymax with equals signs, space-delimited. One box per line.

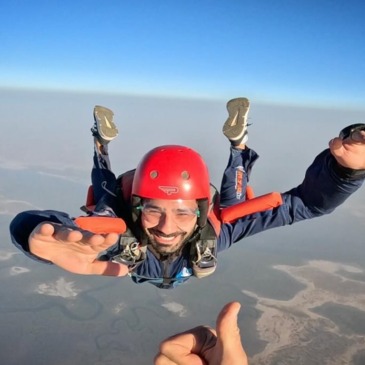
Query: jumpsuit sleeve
xmin=217 ymin=149 xmax=364 ymax=252
xmin=9 ymin=210 xmax=77 ymax=263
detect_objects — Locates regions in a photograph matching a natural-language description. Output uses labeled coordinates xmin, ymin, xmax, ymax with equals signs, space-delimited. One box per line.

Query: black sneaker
xmin=222 ymin=97 xmax=250 ymax=146
xmin=91 ymin=105 xmax=119 ymax=145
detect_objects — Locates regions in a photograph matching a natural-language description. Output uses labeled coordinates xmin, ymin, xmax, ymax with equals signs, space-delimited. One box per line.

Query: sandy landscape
xmin=244 ymin=260 xmax=365 ymax=364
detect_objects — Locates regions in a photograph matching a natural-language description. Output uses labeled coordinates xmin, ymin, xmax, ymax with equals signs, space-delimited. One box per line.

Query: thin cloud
xmin=35 ymin=277 xmax=80 ymax=299
xmin=161 ymin=301 xmax=188 ymax=317
xmin=0 ymin=197 xmax=42 ymax=215
xmin=113 ymin=302 xmax=127 ymax=315
xmin=9 ymin=266 xmax=30 ymax=276
xmin=0 ymin=251 xmax=20 ymax=261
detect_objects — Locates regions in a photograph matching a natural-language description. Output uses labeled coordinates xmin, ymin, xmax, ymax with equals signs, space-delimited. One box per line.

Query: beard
xmin=146 ymin=228 xmax=191 ymax=255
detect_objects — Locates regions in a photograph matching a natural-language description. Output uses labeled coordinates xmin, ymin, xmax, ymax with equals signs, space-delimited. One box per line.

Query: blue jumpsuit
xmin=9 ymin=147 xmax=364 ymax=289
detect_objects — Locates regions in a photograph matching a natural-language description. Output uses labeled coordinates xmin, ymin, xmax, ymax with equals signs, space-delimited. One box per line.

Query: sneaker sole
xmin=94 ymin=105 xmax=119 ymax=141
xmin=222 ymin=97 xmax=250 ymax=141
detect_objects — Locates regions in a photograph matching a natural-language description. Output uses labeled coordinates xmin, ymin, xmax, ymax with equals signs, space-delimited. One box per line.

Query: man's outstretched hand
xmin=154 ymin=301 xmax=248 ymax=365
xmin=29 ymin=222 xmax=129 ymax=276
xmin=330 ymin=126 xmax=365 ymax=170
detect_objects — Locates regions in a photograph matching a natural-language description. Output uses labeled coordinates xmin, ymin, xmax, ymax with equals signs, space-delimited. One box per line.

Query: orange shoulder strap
xmin=220 ymin=191 xmax=283 ymax=223
xmin=74 ymin=216 xmax=127 ymax=234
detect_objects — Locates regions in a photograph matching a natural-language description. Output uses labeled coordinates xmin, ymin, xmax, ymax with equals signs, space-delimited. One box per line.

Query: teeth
xmin=155 ymin=235 xmax=176 ymax=242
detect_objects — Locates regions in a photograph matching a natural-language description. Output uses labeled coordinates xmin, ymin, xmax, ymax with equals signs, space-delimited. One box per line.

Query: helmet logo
xmin=158 ymin=186 xmax=179 ymax=195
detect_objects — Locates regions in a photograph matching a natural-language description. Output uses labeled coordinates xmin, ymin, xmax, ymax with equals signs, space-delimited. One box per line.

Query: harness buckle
xmin=192 ymin=241 xmax=217 ymax=278
xmin=112 ymin=240 xmax=144 ymax=267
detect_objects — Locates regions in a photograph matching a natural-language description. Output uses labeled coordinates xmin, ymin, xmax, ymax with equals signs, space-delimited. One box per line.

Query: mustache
xmin=148 ymin=228 xmax=186 ymax=238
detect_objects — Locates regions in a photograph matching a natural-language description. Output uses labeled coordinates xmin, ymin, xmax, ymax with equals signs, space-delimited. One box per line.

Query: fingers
xmin=329 ymin=135 xmax=365 ymax=169
xmin=31 ymin=221 xmax=119 ymax=256
xmin=155 ymin=303 xmax=248 ymax=365
xmin=29 ymin=221 xmax=124 ymax=276
xmin=154 ymin=353 xmax=178 ymax=365
xmin=49 ymin=223 xmax=119 ymax=248
xmin=157 ymin=330 xmax=208 ymax=365
xmin=33 ymin=222 xmax=85 ymax=243
xmin=102 ymin=232 xmax=120 ymax=246
xmin=352 ymin=130 xmax=365 ymax=143
xmin=214 ymin=301 xmax=248 ymax=365
xmin=37 ymin=222 xmax=56 ymax=236
xmin=55 ymin=226 xmax=84 ymax=242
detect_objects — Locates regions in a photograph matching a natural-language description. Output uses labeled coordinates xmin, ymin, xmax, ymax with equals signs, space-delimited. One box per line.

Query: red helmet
xmin=132 ymin=145 xmax=211 ymax=202
xmin=131 ymin=145 xmax=212 ymax=227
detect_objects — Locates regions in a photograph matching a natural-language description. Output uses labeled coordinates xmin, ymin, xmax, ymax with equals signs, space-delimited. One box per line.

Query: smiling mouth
xmin=148 ymin=229 xmax=185 ymax=243
xmin=155 ymin=236 xmax=177 ymax=244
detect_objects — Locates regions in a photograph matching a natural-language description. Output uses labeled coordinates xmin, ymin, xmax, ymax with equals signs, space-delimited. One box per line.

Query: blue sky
xmin=2 ymin=0 xmax=365 ymax=108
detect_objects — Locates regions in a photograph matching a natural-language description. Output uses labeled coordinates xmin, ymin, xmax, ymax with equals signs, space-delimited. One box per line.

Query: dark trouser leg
xmin=219 ymin=147 xmax=259 ymax=208
xmin=91 ymin=142 xmax=117 ymax=204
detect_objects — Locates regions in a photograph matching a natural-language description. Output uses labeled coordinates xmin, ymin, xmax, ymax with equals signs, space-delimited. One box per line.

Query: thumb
xmin=215 ymin=302 xmax=248 ymax=365
xmin=329 ymin=137 xmax=344 ymax=157
xmin=216 ymin=302 xmax=242 ymax=348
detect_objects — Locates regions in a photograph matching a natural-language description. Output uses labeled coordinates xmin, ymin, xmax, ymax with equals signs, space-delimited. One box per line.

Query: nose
xmin=156 ymin=212 xmax=178 ymax=233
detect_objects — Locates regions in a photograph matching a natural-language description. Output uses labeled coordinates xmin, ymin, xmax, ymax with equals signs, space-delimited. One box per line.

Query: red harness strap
xmin=74 ymin=216 xmax=127 ymax=234
xmin=79 ymin=178 xmax=282 ymax=234
xmin=220 ymin=191 xmax=283 ymax=223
